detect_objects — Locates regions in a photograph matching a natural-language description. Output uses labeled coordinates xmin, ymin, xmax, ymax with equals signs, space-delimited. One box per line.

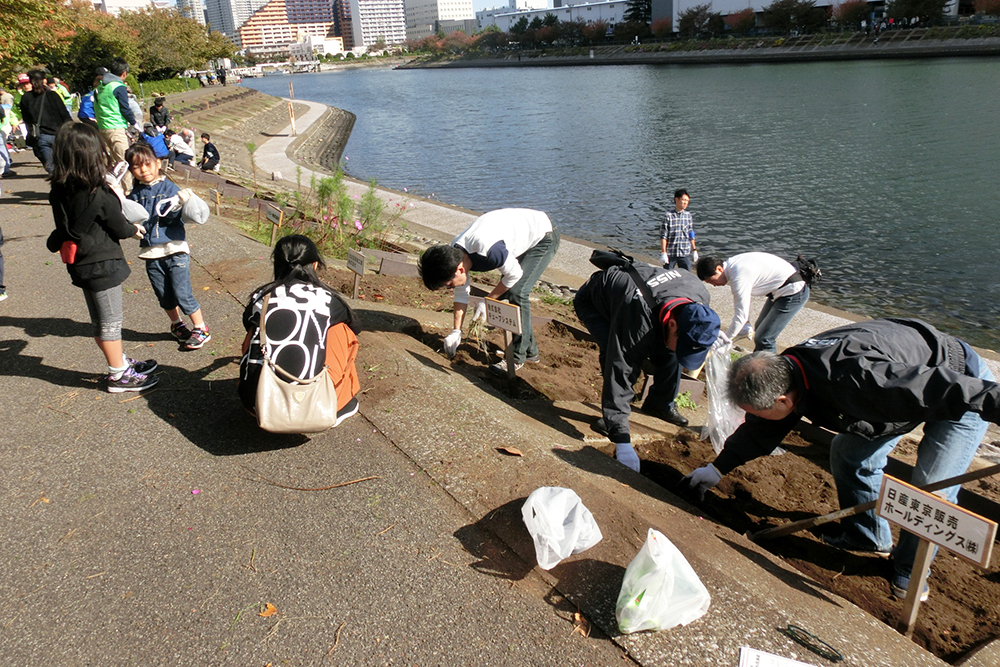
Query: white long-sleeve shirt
xmin=722 ymin=252 xmax=805 ymax=338
xmin=451 ymin=208 xmax=553 ymax=304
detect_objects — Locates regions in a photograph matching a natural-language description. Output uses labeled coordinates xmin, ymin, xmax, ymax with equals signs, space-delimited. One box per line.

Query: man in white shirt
xmin=418 ymin=209 xmax=559 ymax=374
xmin=696 ymin=252 xmax=809 ymax=352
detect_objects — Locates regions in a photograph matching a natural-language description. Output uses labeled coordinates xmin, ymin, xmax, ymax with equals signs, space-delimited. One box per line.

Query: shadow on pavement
xmin=0 ymin=339 xmax=104 ymax=389
xmin=142 ymin=357 xmax=309 ymax=455
xmin=0 ymin=315 xmax=165 ymax=343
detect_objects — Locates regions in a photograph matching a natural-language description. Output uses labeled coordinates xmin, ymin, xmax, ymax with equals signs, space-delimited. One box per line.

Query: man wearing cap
xmin=95 ymin=58 xmax=136 ymax=191
xmin=682 ymin=318 xmax=999 ymax=600
xmin=574 ymin=260 xmax=721 ymax=472
xmin=696 ymin=252 xmax=810 ymax=352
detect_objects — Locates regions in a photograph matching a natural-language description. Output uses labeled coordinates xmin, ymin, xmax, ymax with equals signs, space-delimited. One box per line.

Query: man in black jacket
xmin=575 ymin=259 xmax=721 ymax=472
xmin=18 ymin=70 xmax=71 ymax=172
xmin=683 ymin=318 xmax=999 ymax=600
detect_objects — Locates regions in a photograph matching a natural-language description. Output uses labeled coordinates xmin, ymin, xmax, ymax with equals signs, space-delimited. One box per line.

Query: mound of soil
xmin=331 ymin=266 xmax=1000 ymax=663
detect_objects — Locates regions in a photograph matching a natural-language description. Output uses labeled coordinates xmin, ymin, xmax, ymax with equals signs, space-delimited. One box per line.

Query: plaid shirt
xmin=660 ymin=209 xmax=694 ymax=257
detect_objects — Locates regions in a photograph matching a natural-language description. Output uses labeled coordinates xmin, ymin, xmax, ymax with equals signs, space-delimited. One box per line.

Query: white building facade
xmin=405 ymin=0 xmax=474 ymax=41
xmin=482 ymin=0 xmax=627 ymax=32
xmin=176 ymin=0 xmax=207 ymax=23
xmin=347 ymin=0 xmax=407 ymax=47
xmin=92 ymin=0 xmax=170 ymax=14
xmin=205 ymin=0 xmax=272 ymax=38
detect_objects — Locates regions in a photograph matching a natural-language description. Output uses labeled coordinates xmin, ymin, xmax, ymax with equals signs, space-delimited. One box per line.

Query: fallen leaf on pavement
xmin=497 ymin=447 xmax=523 ymax=457
xmin=259 ymin=603 xmax=277 ymax=617
xmin=572 ymin=611 xmax=591 ymax=638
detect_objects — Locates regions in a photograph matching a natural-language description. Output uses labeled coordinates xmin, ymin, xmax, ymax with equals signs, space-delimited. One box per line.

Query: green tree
xmin=0 ymin=0 xmax=74 ymax=81
xmin=763 ymin=0 xmax=824 ymax=33
xmin=677 ymin=3 xmax=712 ymax=36
xmin=623 ymin=0 xmax=652 ymax=23
xmin=651 ymin=17 xmax=673 ymax=36
xmin=614 ymin=20 xmax=651 ymax=41
xmin=475 ymin=24 xmax=509 ymax=51
xmin=832 ymin=0 xmax=870 ymax=27
xmin=887 ymin=0 xmax=949 ymax=23
xmin=528 ymin=16 xmax=544 ymax=30
xmin=510 ymin=17 xmax=529 ymax=34
xmin=724 ymin=8 xmax=758 ymax=34
xmin=119 ymin=7 xmax=233 ymax=80
xmin=706 ymin=12 xmax=725 ymax=35
xmin=542 ymin=12 xmax=559 ymax=26
xmin=581 ymin=19 xmax=610 ymax=44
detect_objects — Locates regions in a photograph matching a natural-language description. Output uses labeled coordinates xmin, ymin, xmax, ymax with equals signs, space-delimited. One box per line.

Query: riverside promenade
xmin=0 ymin=97 xmax=996 ymax=665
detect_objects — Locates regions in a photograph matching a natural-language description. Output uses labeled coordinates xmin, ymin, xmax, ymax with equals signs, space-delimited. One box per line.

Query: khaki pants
xmin=101 ymin=128 xmax=132 ymax=194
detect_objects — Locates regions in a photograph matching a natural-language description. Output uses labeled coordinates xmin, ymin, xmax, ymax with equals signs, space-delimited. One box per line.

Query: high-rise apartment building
xmin=405 ymin=0 xmax=473 ymax=41
xmin=92 ymin=0 xmax=170 ymax=14
xmin=176 ymin=0 xmax=207 ymax=24
xmin=334 ymin=0 xmax=406 ymax=50
xmin=205 ymin=0 xmax=272 ymax=38
xmin=239 ymin=0 xmax=337 ymax=55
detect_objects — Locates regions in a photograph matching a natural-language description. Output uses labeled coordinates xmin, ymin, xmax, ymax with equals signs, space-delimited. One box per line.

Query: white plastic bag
xmin=705 ymin=340 xmax=745 ymax=454
xmin=521 ymin=487 xmax=603 ymax=570
xmin=616 ymin=528 xmax=711 ymax=634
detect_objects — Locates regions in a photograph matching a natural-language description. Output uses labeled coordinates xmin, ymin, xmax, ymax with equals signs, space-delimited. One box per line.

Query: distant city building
xmin=92 ymin=0 xmax=170 ymax=14
xmin=405 ymin=0 xmax=474 ymax=41
xmin=289 ymin=33 xmax=346 ymax=57
xmin=334 ymin=0 xmax=406 ymax=50
xmin=475 ymin=0 xmax=550 ymax=30
xmin=205 ymin=0 xmax=272 ymax=39
xmin=482 ymin=0 xmax=627 ymax=32
xmin=177 ymin=0 xmax=207 ymax=24
xmin=239 ymin=0 xmax=338 ymax=55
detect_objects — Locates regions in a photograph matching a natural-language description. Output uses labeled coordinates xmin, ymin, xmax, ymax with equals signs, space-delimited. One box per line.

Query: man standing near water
xmin=660 ymin=188 xmax=697 ymax=271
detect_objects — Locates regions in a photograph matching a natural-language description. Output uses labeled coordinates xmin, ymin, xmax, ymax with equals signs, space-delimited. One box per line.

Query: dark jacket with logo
xmin=576 ymin=263 xmax=710 ymax=442
xmin=713 ymin=318 xmax=1000 ymax=475
xmin=47 ymin=184 xmax=134 ymax=291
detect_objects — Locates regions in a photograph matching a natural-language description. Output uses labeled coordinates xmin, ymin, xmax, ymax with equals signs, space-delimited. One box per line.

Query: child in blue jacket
xmin=125 ymin=143 xmax=212 ymax=349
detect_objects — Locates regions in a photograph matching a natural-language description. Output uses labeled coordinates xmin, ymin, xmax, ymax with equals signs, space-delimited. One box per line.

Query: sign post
xmin=485 ymin=297 xmax=522 ymax=381
xmin=208 ymin=188 xmax=221 ymax=216
xmin=877 ymin=475 xmax=997 ymax=636
xmin=265 ymin=204 xmax=283 ymax=246
xmin=346 ymin=248 xmax=366 ymax=300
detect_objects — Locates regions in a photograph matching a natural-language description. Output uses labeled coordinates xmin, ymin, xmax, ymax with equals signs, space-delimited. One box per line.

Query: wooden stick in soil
xmin=749 ymin=462 xmax=1000 ymax=542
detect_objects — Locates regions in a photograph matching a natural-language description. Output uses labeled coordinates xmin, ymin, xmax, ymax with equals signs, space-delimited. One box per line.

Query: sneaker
xmin=170 ymin=321 xmax=192 ymax=341
xmin=822 ymin=532 xmax=891 ymax=557
xmin=107 ymin=367 xmax=159 ymax=393
xmin=490 ymin=359 xmax=523 ymax=374
xmin=891 ymin=575 xmax=930 ymax=602
xmin=0 ymin=291 xmax=7 ymax=302
xmin=184 ymin=327 xmax=211 ymax=350
xmin=334 ymin=397 xmax=360 ymax=426
xmin=127 ymin=358 xmax=158 ymax=374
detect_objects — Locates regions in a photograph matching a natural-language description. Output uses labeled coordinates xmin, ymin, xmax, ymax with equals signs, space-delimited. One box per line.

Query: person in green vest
xmin=95 ymin=58 xmax=136 ymax=193
xmin=47 ymin=76 xmax=73 ymax=113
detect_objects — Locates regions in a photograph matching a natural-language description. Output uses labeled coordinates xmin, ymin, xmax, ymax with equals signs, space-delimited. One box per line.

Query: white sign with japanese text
xmin=485 ymin=297 xmax=521 ymax=335
xmin=346 ymin=249 xmax=366 ymax=276
xmin=265 ymin=204 xmax=283 ymax=226
xmin=877 ymin=475 xmax=996 ymax=568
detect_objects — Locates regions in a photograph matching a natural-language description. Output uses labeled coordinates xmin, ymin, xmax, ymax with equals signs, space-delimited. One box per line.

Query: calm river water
xmin=245 ymin=59 xmax=1000 ymax=349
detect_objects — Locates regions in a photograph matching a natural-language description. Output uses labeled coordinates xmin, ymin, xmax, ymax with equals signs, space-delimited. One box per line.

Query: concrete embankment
xmin=398 ymin=34 xmax=1000 ymax=68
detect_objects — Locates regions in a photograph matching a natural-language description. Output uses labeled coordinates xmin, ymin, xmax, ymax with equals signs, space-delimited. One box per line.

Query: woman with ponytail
xmin=238 ymin=234 xmax=360 ymax=425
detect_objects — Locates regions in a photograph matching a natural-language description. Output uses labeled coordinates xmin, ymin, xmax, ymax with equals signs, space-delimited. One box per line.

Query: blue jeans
xmin=754 ymin=285 xmax=809 ymax=352
xmin=829 ymin=350 xmax=993 ymax=582
xmin=666 ymin=255 xmax=691 ymax=271
xmin=31 ymin=133 xmax=56 ymax=173
xmin=145 ymin=254 xmax=201 ymax=315
xmin=506 ymin=231 xmax=559 ymax=363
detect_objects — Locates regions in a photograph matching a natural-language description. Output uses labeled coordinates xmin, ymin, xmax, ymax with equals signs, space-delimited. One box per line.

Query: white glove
xmin=132 ymin=223 xmax=145 ymax=239
xmin=472 ymin=300 xmax=487 ymax=323
xmin=155 ymin=195 xmax=182 ymax=218
xmin=736 ymin=322 xmax=754 ymax=341
xmin=615 ymin=442 xmax=641 ymax=472
xmin=682 ymin=463 xmax=722 ymax=501
xmin=659 ymin=252 xmax=669 ymax=266
xmin=443 ymin=329 xmax=462 ymax=357
xmin=176 ymin=188 xmax=193 ymax=204
xmin=710 ymin=330 xmax=731 ymax=354
xmin=691 ymin=250 xmax=699 ymax=265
